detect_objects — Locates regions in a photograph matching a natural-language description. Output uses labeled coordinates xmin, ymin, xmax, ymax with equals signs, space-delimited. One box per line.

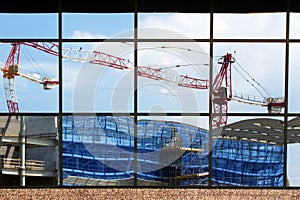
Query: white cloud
xmin=71 ymin=30 xmax=106 ymax=39
xmin=139 ymin=13 xmax=210 ymax=38
xmin=289 ymin=13 xmax=300 ymax=39
xmin=214 ymin=13 xmax=286 ymax=39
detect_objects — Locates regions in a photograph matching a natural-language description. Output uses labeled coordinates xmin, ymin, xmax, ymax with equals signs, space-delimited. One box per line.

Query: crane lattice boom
xmin=1 ymin=42 xmax=285 ymax=129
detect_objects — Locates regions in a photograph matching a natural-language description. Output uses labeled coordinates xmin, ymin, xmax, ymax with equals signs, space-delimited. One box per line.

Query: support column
xmin=19 ymin=116 xmax=26 ymax=187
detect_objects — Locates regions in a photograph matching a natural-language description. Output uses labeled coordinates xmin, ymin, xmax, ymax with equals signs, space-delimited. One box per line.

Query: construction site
xmin=62 ymin=115 xmax=300 ymax=186
xmin=57 ymin=43 xmax=297 ymax=187
xmin=0 ymin=116 xmax=58 ymax=186
xmin=0 ymin=40 xmax=298 ymax=187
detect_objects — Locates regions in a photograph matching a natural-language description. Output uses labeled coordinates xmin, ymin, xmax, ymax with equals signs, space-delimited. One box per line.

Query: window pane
xmin=138 ymin=13 xmax=209 ymax=39
xmin=290 ymin=13 xmax=300 ymax=39
xmin=63 ymin=42 xmax=133 ymax=112
xmin=138 ymin=42 xmax=210 ymax=113
xmin=214 ymin=13 xmax=285 ymax=39
xmin=0 ymin=42 xmax=59 ymax=113
xmin=62 ymin=115 xmax=134 ymax=186
xmin=137 ymin=116 xmax=209 ymax=186
xmin=0 ymin=115 xmax=59 ymax=186
xmin=214 ymin=43 xmax=285 ymax=114
xmin=212 ymin=116 xmax=284 ymax=187
xmin=288 ymin=44 xmax=300 ymax=113
xmin=287 ymin=117 xmax=300 ymax=187
xmin=63 ymin=13 xmax=134 ymax=39
xmin=0 ymin=14 xmax=58 ymax=38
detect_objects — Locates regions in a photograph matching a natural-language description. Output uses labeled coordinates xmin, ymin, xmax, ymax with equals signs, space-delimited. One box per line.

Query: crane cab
xmin=42 ymin=77 xmax=59 ymax=90
xmin=219 ymin=86 xmax=231 ymax=100
xmin=3 ymin=64 xmax=19 ymax=78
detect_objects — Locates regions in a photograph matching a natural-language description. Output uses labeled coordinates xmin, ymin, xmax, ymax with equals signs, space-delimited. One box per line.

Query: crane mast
xmin=3 ymin=43 xmax=21 ymax=113
xmin=211 ymin=53 xmax=233 ymax=129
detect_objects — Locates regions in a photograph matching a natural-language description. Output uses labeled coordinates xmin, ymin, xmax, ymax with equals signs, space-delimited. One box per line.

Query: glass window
xmin=214 ymin=13 xmax=286 ymax=39
xmin=0 ymin=14 xmax=58 ymax=38
xmin=138 ymin=42 xmax=210 ymax=113
xmin=212 ymin=116 xmax=284 ymax=187
xmin=290 ymin=13 xmax=300 ymax=39
xmin=62 ymin=115 xmax=134 ymax=186
xmin=138 ymin=13 xmax=210 ymax=39
xmin=287 ymin=117 xmax=300 ymax=187
xmin=63 ymin=41 xmax=133 ymax=112
xmin=137 ymin=116 xmax=209 ymax=186
xmin=63 ymin=13 xmax=134 ymax=39
xmin=288 ymin=44 xmax=300 ymax=113
xmin=0 ymin=42 xmax=59 ymax=113
xmin=1 ymin=3 xmax=298 ymax=190
xmin=214 ymin=43 xmax=285 ymax=113
xmin=0 ymin=115 xmax=59 ymax=186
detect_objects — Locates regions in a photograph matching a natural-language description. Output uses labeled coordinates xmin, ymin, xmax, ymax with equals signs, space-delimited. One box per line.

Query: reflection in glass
xmin=287 ymin=117 xmax=300 ymax=186
xmin=290 ymin=13 xmax=300 ymax=39
xmin=214 ymin=13 xmax=285 ymax=39
xmin=62 ymin=115 xmax=135 ymax=186
xmin=138 ymin=13 xmax=209 ymax=39
xmin=0 ymin=42 xmax=59 ymax=112
xmin=62 ymin=115 xmax=209 ymax=186
xmin=214 ymin=43 xmax=285 ymax=113
xmin=0 ymin=115 xmax=59 ymax=186
xmin=212 ymin=117 xmax=284 ymax=186
xmin=63 ymin=13 xmax=134 ymax=39
xmin=138 ymin=42 xmax=210 ymax=113
xmin=0 ymin=14 xmax=58 ymax=38
xmin=288 ymin=44 xmax=300 ymax=113
xmin=62 ymin=42 xmax=133 ymax=112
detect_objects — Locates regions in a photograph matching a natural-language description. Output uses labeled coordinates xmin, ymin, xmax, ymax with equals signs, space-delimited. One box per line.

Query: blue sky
xmin=0 ymin=13 xmax=293 ymax=114
xmin=0 ymin=12 xmax=300 ymax=185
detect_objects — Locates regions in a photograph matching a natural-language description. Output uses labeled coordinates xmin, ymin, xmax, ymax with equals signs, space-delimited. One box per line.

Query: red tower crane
xmin=2 ymin=42 xmax=208 ymax=113
xmin=1 ymin=42 xmax=284 ymax=129
xmin=211 ymin=53 xmax=233 ymax=129
xmin=2 ymin=42 xmax=60 ymax=113
xmin=211 ymin=53 xmax=285 ymax=128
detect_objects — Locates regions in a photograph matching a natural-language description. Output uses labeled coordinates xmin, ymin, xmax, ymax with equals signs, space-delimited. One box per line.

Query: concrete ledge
xmin=0 ymin=189 xmax=299 ymax=200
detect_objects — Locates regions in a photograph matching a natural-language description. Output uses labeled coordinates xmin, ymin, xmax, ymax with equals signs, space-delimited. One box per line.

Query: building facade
xmin=62 ymin=116 xmax=284 ymax=186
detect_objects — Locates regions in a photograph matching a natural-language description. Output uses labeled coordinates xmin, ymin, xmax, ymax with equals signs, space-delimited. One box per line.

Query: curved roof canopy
xmin=214 ymin=117 xmax=300 ymax=145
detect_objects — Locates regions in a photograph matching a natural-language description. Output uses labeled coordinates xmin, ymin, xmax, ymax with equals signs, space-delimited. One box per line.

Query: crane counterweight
xmin=42 ymin=77 xmax=59 ymax=90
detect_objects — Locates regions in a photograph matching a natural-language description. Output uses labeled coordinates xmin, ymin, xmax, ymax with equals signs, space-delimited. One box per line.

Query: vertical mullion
xmin=58 ymin=0 xmax=63 ymax=187
xmin=208 ymin=1 xmax=214 ymax=187
xmin=134 ymin=0 xmax=138 ymax=187
xmin=283 ymin=0 xmax=290 ymax=188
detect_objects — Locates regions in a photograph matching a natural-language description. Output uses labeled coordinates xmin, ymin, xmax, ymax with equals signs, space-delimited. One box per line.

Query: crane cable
xmin=232 ymin=65 xmax=266 ymax=99
xmin=233 ymin=59 xmax=273 ymax=98
xmin=21 ymin=46 xmax=57 ymax=78
xmin=121 ymin=42 xmax=209 ymax=56
xmin=21 ymin=46 xmax=48 ymax=77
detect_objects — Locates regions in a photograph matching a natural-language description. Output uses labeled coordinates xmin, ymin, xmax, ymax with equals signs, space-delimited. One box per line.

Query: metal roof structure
xmin=214 ymin=117 xmax=300 ymax=145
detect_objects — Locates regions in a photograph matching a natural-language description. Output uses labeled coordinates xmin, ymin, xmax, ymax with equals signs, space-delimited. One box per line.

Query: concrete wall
xmin=25 ymin=116 xmax=57 ymax=137
xmin=0 ymin=116 xmax=20 ymax=136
